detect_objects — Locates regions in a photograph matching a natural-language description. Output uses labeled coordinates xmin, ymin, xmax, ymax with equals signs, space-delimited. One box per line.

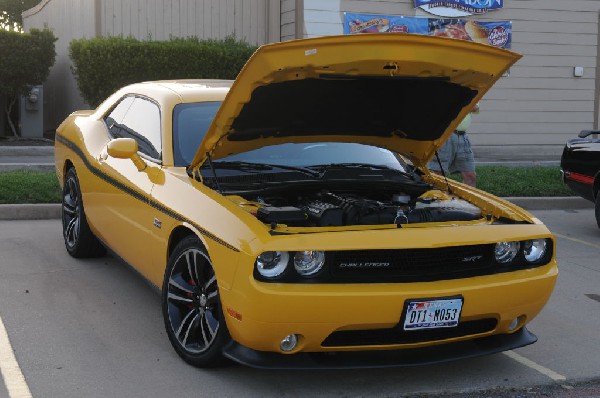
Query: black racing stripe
xmin=56 ymin=134 xmax=240 ymax=252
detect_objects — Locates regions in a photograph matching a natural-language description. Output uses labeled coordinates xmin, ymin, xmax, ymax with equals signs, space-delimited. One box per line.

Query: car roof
xmin=134 ymin=79 xmax=232 ymax=102
xmin=95 ymin=79 xmax=233 ymax=116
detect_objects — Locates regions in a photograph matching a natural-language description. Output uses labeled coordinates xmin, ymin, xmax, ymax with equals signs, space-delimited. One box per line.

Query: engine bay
xmin=232 ymin=188 xmax=483 ymax=228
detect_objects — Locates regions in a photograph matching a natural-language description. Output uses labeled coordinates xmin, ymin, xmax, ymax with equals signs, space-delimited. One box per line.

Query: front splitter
xmin=222 ymin=327 xmax=537 ymax=369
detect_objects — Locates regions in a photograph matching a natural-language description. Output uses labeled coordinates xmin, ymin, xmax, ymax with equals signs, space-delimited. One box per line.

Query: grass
xmin=0 ymin=171 xmax=62 ymax=204
xmin=448 ymin=166 xmax=573 ymax=197
xmin=0 ymin=166 xmax=573 ymax=204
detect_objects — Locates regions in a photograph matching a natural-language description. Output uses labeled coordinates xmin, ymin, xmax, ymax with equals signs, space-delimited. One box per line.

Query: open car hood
xmin=189 ymin=34 xmax=520 ymax=170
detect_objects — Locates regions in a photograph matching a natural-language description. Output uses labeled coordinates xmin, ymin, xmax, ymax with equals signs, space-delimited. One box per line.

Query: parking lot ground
xmin=514 ymin=210 xmax=600 ymax=383
xmin=410 ymin=379 xmax=600 ymax=398
xmin=0 ymin=210 xmax=599 ymax=397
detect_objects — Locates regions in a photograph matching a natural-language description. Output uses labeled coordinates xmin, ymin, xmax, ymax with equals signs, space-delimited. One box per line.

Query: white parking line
xmin=0 ymin=315 xmax=32 ymax=398
xmin=503 ymin=350 xmax=566 ymax=381
xmin=554 ymin=233 xmax=600 ymax=250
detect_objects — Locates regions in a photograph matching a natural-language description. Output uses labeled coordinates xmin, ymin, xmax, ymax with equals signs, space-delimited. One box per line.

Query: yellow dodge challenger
xmin=55 ymin=34 xmax=557 ymax=369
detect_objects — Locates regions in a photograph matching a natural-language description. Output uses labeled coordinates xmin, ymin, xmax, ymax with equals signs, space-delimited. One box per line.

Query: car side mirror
xmin=107 ymin=138 xmax=147 ymax=171
xmin=578 ymin=130 xmax=600 ymax=138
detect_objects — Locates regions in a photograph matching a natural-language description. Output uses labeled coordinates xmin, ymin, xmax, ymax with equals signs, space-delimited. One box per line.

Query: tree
xmin=0 ymin=0 xmax=41 ymax=32
xmin=0 ymin=28 xmax=56 ymax=136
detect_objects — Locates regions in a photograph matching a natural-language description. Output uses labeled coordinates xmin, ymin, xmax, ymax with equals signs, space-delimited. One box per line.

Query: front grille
xmin=254 ymin=241 xmax=552 ymax=283
xmin=321 ymin=318 xmax=498 ymax=347
xmin=326 ymin=245 xmax=495 ymax=283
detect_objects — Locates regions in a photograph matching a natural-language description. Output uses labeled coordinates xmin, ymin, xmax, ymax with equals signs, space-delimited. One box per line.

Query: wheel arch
xmin=594 ymin=171 xmax=600 ymax=201
xmin=167 ymin=224 xmax=208 ymax=262
xmin=166 ymin=223 xmax=238 ymax=291
xmin=63 ymin=159 xmax=75 ymax=175
xmin=57 ymin=159 xmax=75 ymax=188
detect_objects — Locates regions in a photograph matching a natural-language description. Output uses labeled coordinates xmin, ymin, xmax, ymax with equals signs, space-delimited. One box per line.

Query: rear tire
xmin=62 ymin=167 xmax=106 ymax=258
xmin=162 ymin=236 xmax=230 ymax=367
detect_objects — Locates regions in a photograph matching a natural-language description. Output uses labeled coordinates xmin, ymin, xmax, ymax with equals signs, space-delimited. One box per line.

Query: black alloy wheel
xmin=162 ymin=236 xmax=230 ymax=367
xmin=62 ymin=167 xmax=105 ymax=258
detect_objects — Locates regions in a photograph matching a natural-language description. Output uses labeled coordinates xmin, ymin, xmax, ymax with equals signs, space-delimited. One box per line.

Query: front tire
xmin=62 ymin=167 xmax=106 ymax=258
xmin=162 ymin=236 xmax=230 ymax=367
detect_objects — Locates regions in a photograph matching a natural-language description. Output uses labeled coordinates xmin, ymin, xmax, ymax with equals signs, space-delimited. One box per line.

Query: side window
xmin=172 ymin=102 xmax=222 ymax=166
xmin=106 ymin=96 xmax=134 ymax=129
xmin=104 ymin=96 xmax=162 ymax=160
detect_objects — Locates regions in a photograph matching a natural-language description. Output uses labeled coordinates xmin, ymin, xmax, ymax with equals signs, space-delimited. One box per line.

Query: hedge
xmin=0 ymin=28 xmax=56 ymax=136
xmin=69 ymin=36 xmax=258 ymax=107
xmin=0 ymin=28 xmax=56 ymax=98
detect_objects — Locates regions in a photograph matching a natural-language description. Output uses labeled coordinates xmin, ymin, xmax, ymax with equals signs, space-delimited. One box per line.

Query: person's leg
xmin=427 ymin=136 xmax=454 ymax=175
xmin=454 ymin=134 xmax=476 ymax=187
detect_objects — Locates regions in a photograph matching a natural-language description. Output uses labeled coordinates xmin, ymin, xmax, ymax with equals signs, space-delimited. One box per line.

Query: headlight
xmin=256 ymin=251 xmax=289 ymax=278
xmin=293 ymin=251 xmax=325 ymax=276
xmin=494 ymin=241 xmax=520 ymax=264
xmin=523 ymin=239 xmax=548 ymax=263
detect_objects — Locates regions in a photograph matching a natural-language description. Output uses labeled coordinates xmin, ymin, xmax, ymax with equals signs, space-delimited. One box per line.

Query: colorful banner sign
xmin=343 ymin=13 xmax=512 ymax=49
xmin=415 ymin=0 xmax=504 ymax=17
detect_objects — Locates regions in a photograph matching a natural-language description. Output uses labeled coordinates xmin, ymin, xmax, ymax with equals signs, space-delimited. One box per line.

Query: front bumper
xmin=220 ymin=261 xmax=557 ymax=354
xmin=222 ymin=327 xmax=537 ymax=369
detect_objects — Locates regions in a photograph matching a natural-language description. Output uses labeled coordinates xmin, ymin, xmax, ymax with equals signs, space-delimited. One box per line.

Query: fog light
xmin=508 ymin=315 xmax=525 ymax=332
xmin=280 ymin=334 xmax=299 ymax=352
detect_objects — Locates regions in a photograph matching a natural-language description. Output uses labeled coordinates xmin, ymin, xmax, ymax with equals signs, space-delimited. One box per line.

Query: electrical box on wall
xmin=573 ymin=67 xmax=584 ymax=77
xmin=19 ymin=85 xmax=44 ymax=138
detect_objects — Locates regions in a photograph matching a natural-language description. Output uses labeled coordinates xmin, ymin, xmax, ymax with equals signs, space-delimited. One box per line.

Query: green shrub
xmin=69 ymin=36 xmax=257 ymax=107
xmin=0 ymin=28 xmax=56 ymax=98
xmin=0 ymin=28 xmax=56 ymax=135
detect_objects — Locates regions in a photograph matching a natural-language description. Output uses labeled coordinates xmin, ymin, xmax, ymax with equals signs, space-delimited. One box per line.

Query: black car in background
xmin=561 ymin=130 xmax=600 ymax=228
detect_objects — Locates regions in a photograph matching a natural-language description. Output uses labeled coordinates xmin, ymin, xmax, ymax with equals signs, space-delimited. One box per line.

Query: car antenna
xmin=434 ymin=151 xmax=453 ymax=195
xmin=205 ymin=151 xmax=223 ymax=193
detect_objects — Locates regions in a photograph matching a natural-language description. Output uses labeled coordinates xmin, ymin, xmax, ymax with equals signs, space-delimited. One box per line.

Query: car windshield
xmin=212 ymin=142 xmax=409 ymax=173
xmin=173 ymin=102 xmax=409 ymax=172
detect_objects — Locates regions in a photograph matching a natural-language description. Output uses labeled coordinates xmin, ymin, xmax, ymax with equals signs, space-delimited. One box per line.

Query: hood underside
xmin=190 ymin=33 xmax=520 ymax=169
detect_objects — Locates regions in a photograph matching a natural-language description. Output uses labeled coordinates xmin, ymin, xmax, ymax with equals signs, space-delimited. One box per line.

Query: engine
xmin=252 ymin=190 xmax=482 ymax=227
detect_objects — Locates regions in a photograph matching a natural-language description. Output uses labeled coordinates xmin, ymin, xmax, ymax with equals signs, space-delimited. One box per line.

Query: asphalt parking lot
xmin=0 ymin=208 xmax=599 ymax=398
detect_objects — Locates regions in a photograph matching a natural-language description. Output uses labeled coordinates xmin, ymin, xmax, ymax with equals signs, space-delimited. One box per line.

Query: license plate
xmin=403 ymin=298 xmax=463 ymax=331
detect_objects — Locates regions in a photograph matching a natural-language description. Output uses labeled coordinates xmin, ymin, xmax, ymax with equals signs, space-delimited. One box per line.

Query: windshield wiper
xmin=203 ymin=161 xmax=320 ymax=177
xmin=311 ymin=163 xmax=414 ymax=177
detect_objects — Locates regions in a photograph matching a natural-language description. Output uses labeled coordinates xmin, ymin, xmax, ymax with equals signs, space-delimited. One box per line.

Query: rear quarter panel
xmin=561 ymin=139 xmax=600 ymax=201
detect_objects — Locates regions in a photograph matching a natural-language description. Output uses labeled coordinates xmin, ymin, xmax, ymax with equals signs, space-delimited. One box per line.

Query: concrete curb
xmin=0 ymin=146 xmax=54 ymax=156
xmin=0 ymin=164 xmax=54 ymax=172
xmin=0 ymin=204 xmax=61 ymax=220
xmin=0 ymin=145 xmax=54 ymax=172
xmin=477 ymin=161 xmax=560 ymax=168
xmin=0 ymin=197 xmax=593 ymax=221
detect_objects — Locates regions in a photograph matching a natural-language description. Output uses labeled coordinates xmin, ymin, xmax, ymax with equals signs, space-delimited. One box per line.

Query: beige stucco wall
xmin=100 ymin=0 xmax=280 ymax=44
xmin=22 ymin=0 xmax=99 ymax=131
xmin=295 ymin=0 xmax=600 ymax=160
xmin=23 ymin=0 xmax=280 ymax=131
xmin=281 ymin=0 xmax=298 ymax=41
